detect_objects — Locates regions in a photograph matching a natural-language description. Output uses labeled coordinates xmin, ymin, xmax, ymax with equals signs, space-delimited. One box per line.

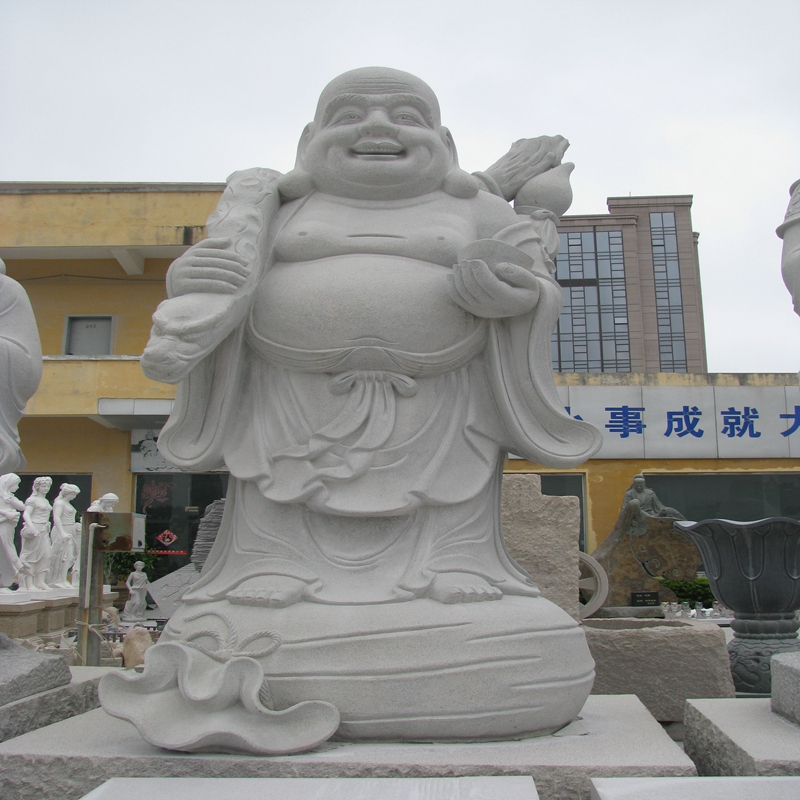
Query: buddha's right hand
xmin=167 ymin=237 xmax=250 ymax=297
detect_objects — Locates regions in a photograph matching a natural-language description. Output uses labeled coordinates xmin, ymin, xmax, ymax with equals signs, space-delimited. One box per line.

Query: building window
xmin=650 ymin=212 xmax=687 ymax=372
xmin=64 ymin=316 xmax=113 ymax=355
xmin=135 ymin=473 xmax=229 ymax=581
xmin=551 ymin=230 xmax=631 ymax=372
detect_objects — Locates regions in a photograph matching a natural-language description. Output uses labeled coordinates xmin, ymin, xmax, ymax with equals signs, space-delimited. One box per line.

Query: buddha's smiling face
xmin=300 ymin=69 xmax=455 ymax=200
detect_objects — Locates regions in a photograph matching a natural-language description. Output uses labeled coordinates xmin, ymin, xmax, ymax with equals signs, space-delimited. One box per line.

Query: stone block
xmin=771 ymin=651 xmax=800 ymax=725
xmin=0 ymin=632 xmax=71 ymax=706
xmin=501 ymin=473 xmax=580 ymax=619
xmin=590 ymin=776 xmax=800 ymax=799
xmin=36 ymin=596 xmax=75 ymax=633
xmin=684 ymin=698 xmax=800 ymax=776
xmin=0 ymin=696 xmax=694 ymax=800
xmin=0 ymin=666 xmax=117 ymax=742
xmin=0 ymin=601 xmax=45 ymax=639
xmin=583 ymin=619 xmax=734 ymax=721
xmin=81 ymin=777 xmax=538 ymax=800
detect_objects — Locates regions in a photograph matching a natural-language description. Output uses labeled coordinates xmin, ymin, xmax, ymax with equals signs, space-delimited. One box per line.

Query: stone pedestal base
xmin=590 ymin=776 xmax=800 ymax=799
xmin=82 ymin=776 xmax=538 ymax=800
xmin=0 ymin=666 xmax=118 ymax=742
xmin=0 ymin=696 xmax=695 ymax=800
xmin=684 ymin=698 xmax=800 ymax=776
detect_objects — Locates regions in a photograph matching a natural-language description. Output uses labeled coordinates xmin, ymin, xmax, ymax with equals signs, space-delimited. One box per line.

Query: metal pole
xmin=76 ymin=514 xmax=106 ymax=666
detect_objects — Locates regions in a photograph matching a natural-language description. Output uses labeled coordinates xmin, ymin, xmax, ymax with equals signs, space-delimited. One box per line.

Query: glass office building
xmin=552 ymin=195 xmax=707 ymax=374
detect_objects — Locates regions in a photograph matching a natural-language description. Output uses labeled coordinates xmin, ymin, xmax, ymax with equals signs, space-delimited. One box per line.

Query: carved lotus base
xmin=100 ymin=595 xmax=594 ymax=753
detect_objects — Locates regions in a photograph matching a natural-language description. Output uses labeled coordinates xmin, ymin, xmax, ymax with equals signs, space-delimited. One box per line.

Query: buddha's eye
xmin=394 ymin=112 xmax=424 ymax=125
xmin=332 ymin=110 xmax=363 ymax=125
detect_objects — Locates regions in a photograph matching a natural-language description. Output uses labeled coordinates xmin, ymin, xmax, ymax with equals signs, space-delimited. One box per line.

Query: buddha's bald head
xmin=278 ymin=67 xmax=478 ymax=202
xmin=314 ymin=67 xmax=442 ymax=129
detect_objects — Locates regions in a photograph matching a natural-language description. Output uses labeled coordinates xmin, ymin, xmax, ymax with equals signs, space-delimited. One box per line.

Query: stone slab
xmin=0 ymin=632 xmax=71 ymax=705
xmin=771 ymin=651 xmax=800 ymax=725
xmin=590 ymin=776 xmax=800 ymax=799
xmin=583 ymin=619 xmax=734 ymax=721
xmin=501 ymin=474 xmax=580 ymax=619
xmin=0 ymin=695 xmax=694 ymax=800
xmin=0 ymin=665 xmax=120 ymax=742
xmin=684 ymin=698 xmax=800 ymax=776
xmin=81 ymin=776 xmax=538 ymax=800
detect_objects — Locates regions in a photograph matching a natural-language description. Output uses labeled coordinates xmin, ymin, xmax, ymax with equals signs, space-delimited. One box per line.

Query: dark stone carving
xmin=592 ymin=475 xmax=697 ymax=607
xmin=676 ymin=517 xmax=800 ymax=694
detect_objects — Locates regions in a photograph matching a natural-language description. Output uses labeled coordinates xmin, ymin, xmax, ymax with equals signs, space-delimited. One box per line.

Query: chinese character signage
xmin=514 ymin=385 xmax=799 ymax=460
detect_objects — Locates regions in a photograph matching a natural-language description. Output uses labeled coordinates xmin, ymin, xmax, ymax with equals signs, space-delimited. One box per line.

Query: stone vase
xmin=675 ymin=518 xmax=800 ymax=694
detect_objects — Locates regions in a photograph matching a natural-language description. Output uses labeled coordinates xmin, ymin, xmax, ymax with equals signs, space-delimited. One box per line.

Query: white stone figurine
xmin=100 ymin=67 xmax=601 ymax=755
xmin=17 ymin=476 xmax=52 ymax=591
xmin=0 ymin=473 xmax=24 ymax=589
xmin=87 ymin=493 xmax=119 ymax=513
xmin=779 ymin=178 xmax=800 ymax=318
xmin=0 ymin=259 xmax=43 ymax=475
xmin=47 ymin=483 xmax=81 ymax=589
xmin=121 ymin=562 xmax=149 ymax=622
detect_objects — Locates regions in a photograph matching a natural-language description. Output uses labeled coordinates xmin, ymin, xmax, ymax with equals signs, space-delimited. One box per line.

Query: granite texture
xmin=0 ymin=696 xmax=694 ymax=800
xmin=591 ymin=477 xmax=693 ymax=608
xmin=590 ymin=776 xmax=800 ymax=800
xmin=105 ymin=66 xmax=602 ymax=753
xmin=0 ymin=666 xmax=116 ymax=741
xmin=771 ymin=651 xmax=800 ymax=725
xmin=684 ymin=698 xmax=800 ymax=776
xmin=81 ymin=777 xmax=539 ymax=800
xmin=0 ymin=632 xmax=70 ymax=705
xmin=583 ymin=619 xmax=734 ymax=721
xmin=501 ymin=473 xmax=580 ymax=619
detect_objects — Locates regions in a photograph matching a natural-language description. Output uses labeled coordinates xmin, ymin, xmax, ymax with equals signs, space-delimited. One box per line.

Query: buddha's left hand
xmin=449 ymin=259 xmax=540 ymax=318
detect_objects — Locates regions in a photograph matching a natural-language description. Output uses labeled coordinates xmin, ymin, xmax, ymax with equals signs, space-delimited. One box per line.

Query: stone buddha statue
xmin=100 ymin=67 xmax=601 ymax=755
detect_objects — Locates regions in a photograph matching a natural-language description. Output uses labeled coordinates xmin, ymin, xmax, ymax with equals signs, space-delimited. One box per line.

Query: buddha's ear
xmin=441 ymin=127 xmax=459 ymax=167
xmin=295 ymin=123 xmax=315 ymax=168
xmin=278 ymin=123 xmax=316 ymax=202
xmin=440 ymin=128 xmax=479 ymax=198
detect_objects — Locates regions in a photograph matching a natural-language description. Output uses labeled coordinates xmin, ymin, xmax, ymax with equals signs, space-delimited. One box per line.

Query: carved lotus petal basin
xmin=675 ymin=518 xmax=800 ymax=615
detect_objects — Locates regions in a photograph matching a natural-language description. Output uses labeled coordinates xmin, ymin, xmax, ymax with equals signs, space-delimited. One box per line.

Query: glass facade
xmin=644 ymin=473 xmax=800 ymax=523
xmin=551 ymin=229 xmax=631 ymax=372
xmin=135 ymin=473 xmax=228 ymax=581
xmin=650 ymin=212 xmax=687 ymax=372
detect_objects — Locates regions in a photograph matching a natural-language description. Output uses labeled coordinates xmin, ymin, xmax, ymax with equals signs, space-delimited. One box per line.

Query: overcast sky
xmin=2 ymin=0 xmax=799 ymax=373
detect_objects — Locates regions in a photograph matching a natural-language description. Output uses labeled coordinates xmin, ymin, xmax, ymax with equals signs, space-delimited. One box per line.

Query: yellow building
xmin=1 ymin=182 xmax=798 ymax=574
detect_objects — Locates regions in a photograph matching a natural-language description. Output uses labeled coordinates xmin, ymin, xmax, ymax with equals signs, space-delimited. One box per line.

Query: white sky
xmin=2 ymin=0 xmax=799 ymax=373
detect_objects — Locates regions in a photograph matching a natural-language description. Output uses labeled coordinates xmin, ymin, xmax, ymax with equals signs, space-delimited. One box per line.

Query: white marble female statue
xmin=47 ymin=483 xmax=80 ymax=589
xmin=87 ymin=493 xmax=119 ymax=513
xmin=0 ymin=473 xmax=24 ymax=588
xmin=18 ymin=476 xmax=52 ymax=591
xmin=102 ymin=67 xmax=601 ymax=756
xmin=121 ymin=561 xmax=149 ymax=621
xmin=0 ymin=259 xmax=42 ymax=475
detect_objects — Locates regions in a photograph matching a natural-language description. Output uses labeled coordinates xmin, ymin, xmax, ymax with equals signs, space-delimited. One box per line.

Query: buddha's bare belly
xmin=251 ymin=254 xmax=481 ymax=359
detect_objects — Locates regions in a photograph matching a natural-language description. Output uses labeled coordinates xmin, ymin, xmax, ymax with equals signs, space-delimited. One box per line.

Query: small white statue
xmin=18 ymin=476 xmax=53 ymax=591
xmin=0 ymin=473 xmax=24 ymax=589
xmin=0 ymin=259 xmax=42 ymax=475
xmin=87 ymin=493 xmax=119 ymax=513
xmin=121 ymin=561 xmax=149 ymax=621
xmin=47 ymin=483 xmax=81 ymax=589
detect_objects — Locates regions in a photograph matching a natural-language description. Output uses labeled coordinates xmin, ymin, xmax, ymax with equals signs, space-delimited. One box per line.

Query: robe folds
xmin=150 ymin=168 xmax=602 ymax=605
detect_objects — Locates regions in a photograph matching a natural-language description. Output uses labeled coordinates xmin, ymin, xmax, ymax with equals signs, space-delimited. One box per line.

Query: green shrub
xmin=657 ymin=576 xmax=715 ymax=607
